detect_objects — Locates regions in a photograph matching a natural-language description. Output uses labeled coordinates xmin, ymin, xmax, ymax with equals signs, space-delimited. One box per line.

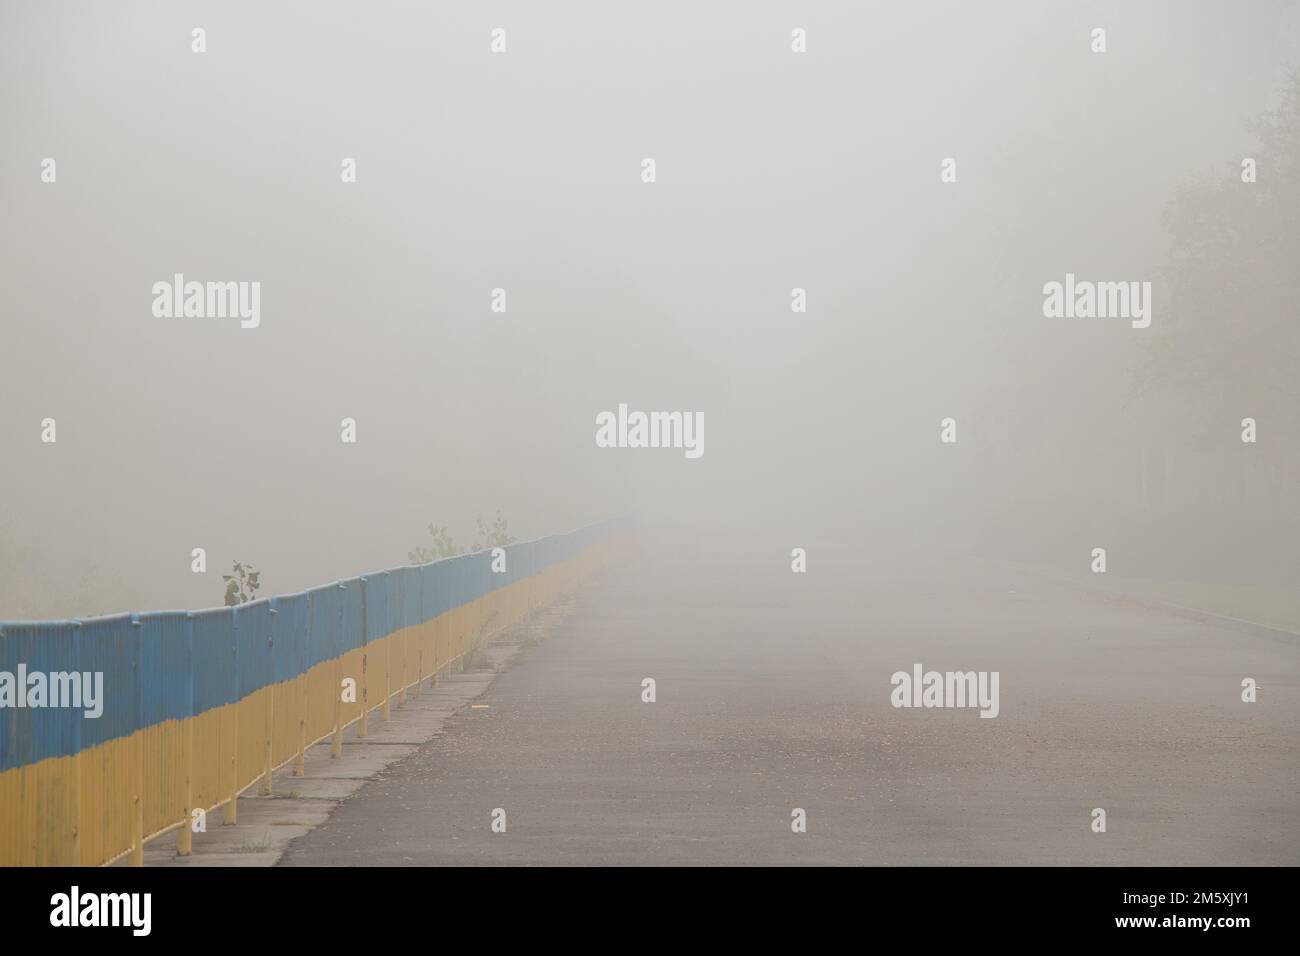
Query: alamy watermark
xmin=1042 ymin=272 xmax=1151 ymax=329
xmin=152 ymin=273 xmax=260 ymax=328
xmin=595 ymin=403 xmax=704 ymax=459
xmin=890 ymin=663 xmax=999 ymax=718
xmin=50 ymin=887 xmax=150 ymax=936
xmin=0 ymin=665 xmax=104 ymax=718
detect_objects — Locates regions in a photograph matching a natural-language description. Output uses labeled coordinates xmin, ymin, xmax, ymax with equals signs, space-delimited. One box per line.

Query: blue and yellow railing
xmin=0 ymin=519 xmax=629 ymax=866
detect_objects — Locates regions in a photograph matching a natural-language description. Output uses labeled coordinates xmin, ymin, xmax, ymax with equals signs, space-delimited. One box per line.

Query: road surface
xmin=279 ymin=545 xmax=1299 ymax=866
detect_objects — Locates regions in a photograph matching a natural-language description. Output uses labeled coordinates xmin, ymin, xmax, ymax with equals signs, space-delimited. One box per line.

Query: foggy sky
xmin=2 ymin=1 xmax=1298 ymax=618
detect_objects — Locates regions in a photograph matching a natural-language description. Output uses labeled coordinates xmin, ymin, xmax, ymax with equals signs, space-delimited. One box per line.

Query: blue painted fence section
xmin=339 ymin=579 xmax=363 ymax=655
xmin=422 ymin=561 xmax=446 ymax=620
xmin=0 ymin=518 xmax=627 ymax=774
xmin=416 ymin=565 xmax=435 ymax=622
xmin=78 ymin=614 xmax=137 ymax=752
xmin=233 ymin=600 xmax=275 ymax=700
xmin=384 ymin=570 xmax=400 ymax=646
xmin=451 ymin=554 xmax=474 ymax=609
xmin=0 ymin=621 xmax=81 ymax=768
xmin=305 ymin=584 xmax=341 ymax=670
xmin=399 ymin=567 xmax=421 ymax=630
xmin=135 ymin=612 xmax=192 ymax=729
xmin=361 ymin=572 xmax=390 ymax=646
xmin=191 ymin=608 xmax=235 ymax=716
xmin=271 ymin=593 xmax=309 ymax=685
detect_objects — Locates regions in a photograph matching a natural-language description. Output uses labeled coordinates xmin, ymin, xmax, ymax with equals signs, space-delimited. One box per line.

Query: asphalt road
xmin=280 ymin=545 xmax=1299 ymax=866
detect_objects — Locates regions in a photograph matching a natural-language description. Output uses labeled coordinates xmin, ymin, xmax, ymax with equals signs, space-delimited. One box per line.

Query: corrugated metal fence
xmin=0 ymin=519 xmax=629 ymax=865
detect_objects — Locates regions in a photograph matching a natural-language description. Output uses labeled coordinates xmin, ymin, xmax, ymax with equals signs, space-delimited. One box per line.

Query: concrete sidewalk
xmin=125 ymin=599 xmax=579 ymax=867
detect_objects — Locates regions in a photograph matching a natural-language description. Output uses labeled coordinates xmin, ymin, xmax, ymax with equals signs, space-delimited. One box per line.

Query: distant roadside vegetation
xmin=407 ymin=510 xmax=516 ymax=565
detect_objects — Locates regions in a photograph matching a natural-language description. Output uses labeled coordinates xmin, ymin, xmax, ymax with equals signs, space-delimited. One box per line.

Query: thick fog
xmin=2 ymin=0 xmax=1297 ymax=619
